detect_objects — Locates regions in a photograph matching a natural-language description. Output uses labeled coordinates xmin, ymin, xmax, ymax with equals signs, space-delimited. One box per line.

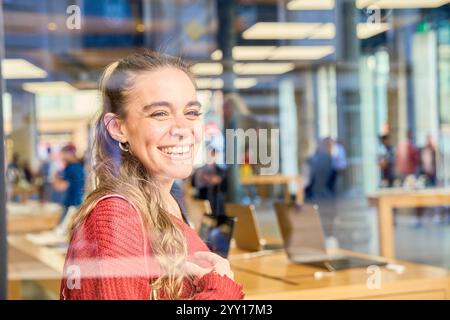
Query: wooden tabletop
xmin=8 ymin=235 xmax=66 ymax=272
xmin=8 ymin=235 xmax=450 ymax=300
xmin=7 ymin=202 xmax=61 ymax=233
xmin=240 ymin=174 xmax=301 ymax=185
xmin=239 ymin=174 xmax=304 ymax=203
xmin=368 ymin=188 xmax=450 ymax=204
xmin=369 ymin=187 xmax=450 ymax=196
xmin=229 ymin=247 xmax=450 ymax=299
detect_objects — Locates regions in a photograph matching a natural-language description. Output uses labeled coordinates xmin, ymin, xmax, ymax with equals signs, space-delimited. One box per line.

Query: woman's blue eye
xmin=186 ymin=111 xmax=202 ymax=117
xmin=150 ymin=111 xmax=168 ymax=117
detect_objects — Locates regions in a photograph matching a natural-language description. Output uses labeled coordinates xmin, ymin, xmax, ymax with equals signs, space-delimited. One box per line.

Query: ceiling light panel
xmin=287 ymin=0 xmax=335 ymax=10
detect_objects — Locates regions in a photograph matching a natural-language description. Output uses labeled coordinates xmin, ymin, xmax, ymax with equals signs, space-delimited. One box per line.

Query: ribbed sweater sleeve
xmin=192 ymin=272 xmax=245 ymax=300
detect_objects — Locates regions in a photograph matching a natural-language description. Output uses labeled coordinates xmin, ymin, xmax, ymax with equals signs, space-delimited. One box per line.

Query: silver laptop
xmin=274 ymin=202 xmax=387 ymax=271
xmin=225 ymin=203 xmax=284 ymax=252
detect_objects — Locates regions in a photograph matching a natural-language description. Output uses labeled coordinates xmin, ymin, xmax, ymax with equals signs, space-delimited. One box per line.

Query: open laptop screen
xmin=274 ymin=203 xmax=329 ymax=262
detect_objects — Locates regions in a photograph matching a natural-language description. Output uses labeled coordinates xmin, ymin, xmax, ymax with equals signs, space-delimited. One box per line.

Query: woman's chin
xmin=165 ymin=166 xmax=193 ymax=180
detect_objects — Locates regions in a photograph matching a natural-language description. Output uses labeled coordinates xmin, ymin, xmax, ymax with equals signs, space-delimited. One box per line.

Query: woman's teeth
xmin=160 ymin=145 xmax=191 ymax=155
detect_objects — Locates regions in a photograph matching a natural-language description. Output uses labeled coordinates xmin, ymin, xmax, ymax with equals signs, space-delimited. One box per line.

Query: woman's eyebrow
xmin=186 ymin=101 xmax=202 ymax=108
xmin=142 ymin=101 xmax=171 ymax=112
xmin=142 ymin=100 xmax=202 ymax=112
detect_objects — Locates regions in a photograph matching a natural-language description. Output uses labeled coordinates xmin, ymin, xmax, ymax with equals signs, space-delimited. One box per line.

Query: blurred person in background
xmin=239 ymin=145 xmax=260 ymax=204
xmin=6 ymin=153 xmax=31 ymax=202
xmin=52 ymin=144 xmax=85 ymax=230
xmin=396 ymin=130 xmax=419 ymax=184
xmin=22 ymin=159 xmax=34 ymax=185
xmin=305 ymin=137 xmax=334 ymax=200
xmin=419 ymin=134 xmax=437 ymax=187
xmin=417 ymin=135 xmax=448 ymax=224
xmin=170 ymin=179 xmax=187 ymax=220
xmin=7 ymin=152 xmax=21 ymax=173
xmin=378 ymin=134 xmax=395 ymax=188
xmin=328 ymin=138 xmax=347 ymax=195
xmin=192 ymin=147 xmax=227 ymax=217
xmin=6 ymin=153 xmax=22 ymax=201
xmin=37 ymin=146 xmax=56 ymax=203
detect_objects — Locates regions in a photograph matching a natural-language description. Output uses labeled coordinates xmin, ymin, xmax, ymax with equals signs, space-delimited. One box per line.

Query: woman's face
xmin=121 ymin=67 xmax=203 ymax=181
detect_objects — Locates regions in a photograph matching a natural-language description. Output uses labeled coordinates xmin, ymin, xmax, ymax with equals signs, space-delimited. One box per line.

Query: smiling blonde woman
xmin=60 ymin=51 xmax=244 ymax=300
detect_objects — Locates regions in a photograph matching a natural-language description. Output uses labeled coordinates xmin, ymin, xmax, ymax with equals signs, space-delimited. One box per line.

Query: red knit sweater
xmin=60 ymin=195 xmax=244 ymax=300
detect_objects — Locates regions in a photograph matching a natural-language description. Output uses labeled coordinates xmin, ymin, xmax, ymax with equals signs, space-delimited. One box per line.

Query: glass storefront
xmin=1 ymin=0 xmax=449 ymax=300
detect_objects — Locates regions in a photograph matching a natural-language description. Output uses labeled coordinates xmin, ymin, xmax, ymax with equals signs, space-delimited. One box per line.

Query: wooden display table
xmin=368 ymin=188 xmax=450 ymax=259
xmin=11 ymin=185 xmax=38 ymax=203
xmin=229 ymin=248 xmax=450 ymax=300
xmin=240 ymin=174 xmax=303 ymax=204
xmin=8 ymin=242 xmax=63 ymax=299
xmin=7 ymin=202 xmax=61 ymax=233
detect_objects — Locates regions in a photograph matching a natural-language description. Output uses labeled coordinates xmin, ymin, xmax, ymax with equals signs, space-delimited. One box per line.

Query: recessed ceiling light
xmin=269 ymin=46 xmax=335 ymax=60
xmin=309 ymin=23 xmax=336 ymax=39
xmin=211 ymin=49 xmax=223 ymax=61
xmin=2 ymin=59 xmax=48 ymax=79
xmin=233 ymin=46 xmax=277 ymax=60
xmin=195 ymin=77 xmax=259 ymax=89
xmin=356 ymin=0 xmax=450 ymax=9
xmin=357 ymin=23 xmax=390 ymax=39
xmin=211 ymin=46 xmax=333 ymax=61
xmin=287 ymin=0 xmax=335 ymax=10
xmin=356 ymin=0 xmax=375 ymax=8
xmin=195 ymin=78 xmax=224 ymax=89
xmin=243 ymin=22 xmax=322 ymax=40
xmin=191 ymin=63 xmax=223 ymax=75
xmin=211 ymin=47 xmax=277 ymax=60
xmin=234 ymin=78 xmax=258 ymax=89
xmin=47 ymin=22 xmax=57 ymax=31
xmin=234 ymin=63 xmax=295 ymax=75
xmin=22 ymin=81 xmax=77 ymax=94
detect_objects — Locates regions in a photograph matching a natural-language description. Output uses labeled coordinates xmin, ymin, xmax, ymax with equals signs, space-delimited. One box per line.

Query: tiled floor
xmin=253 ymin=197 xmax=450 ymax=269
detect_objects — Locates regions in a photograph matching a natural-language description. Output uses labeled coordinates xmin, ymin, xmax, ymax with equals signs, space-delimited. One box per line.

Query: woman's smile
xmin=157 ymin=144 xmax=194 ymax=161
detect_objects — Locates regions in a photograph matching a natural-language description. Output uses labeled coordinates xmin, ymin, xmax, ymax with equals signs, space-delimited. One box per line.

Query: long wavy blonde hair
xmin=70 ymin=51 xmax=196 ymax=299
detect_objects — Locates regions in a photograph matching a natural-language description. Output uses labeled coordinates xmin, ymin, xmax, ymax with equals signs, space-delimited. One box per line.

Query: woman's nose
xmin=170 ymin=126 xmax=190 ymax=138
xmin=170 ymin=120 xmax=191 ymax=140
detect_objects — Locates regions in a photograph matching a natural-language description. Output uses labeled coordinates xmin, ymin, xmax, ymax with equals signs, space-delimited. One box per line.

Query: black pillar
xmin=217 ymin=0 xmax=239 ymax=202
xmin=0 ymin=0 xmax=8 ymax=300
xmin=335 ymin=0 xmax=363 ymax=194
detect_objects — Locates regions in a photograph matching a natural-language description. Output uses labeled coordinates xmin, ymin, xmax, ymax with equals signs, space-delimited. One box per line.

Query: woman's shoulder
xmin=73 ymin=194 xmax=147 ymax=254
xmin=96 ymin=193 xmax=141 ymax=216
xmin=92 ymin=194 xmax=137 ymax=212
xmin=82 ymin=194 xmax=144 ymax=235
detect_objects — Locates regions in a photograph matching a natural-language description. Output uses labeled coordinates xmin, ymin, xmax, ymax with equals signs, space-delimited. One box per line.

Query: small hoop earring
xmin=118 ymin=141 xmax=129 ymax=152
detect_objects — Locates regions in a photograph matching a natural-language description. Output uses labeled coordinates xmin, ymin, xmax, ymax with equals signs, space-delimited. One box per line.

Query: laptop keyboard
xmin=263 ymin=243 xmax=284 ymax=250
xmin=327 ymin=256 xmax=387 ymax=270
